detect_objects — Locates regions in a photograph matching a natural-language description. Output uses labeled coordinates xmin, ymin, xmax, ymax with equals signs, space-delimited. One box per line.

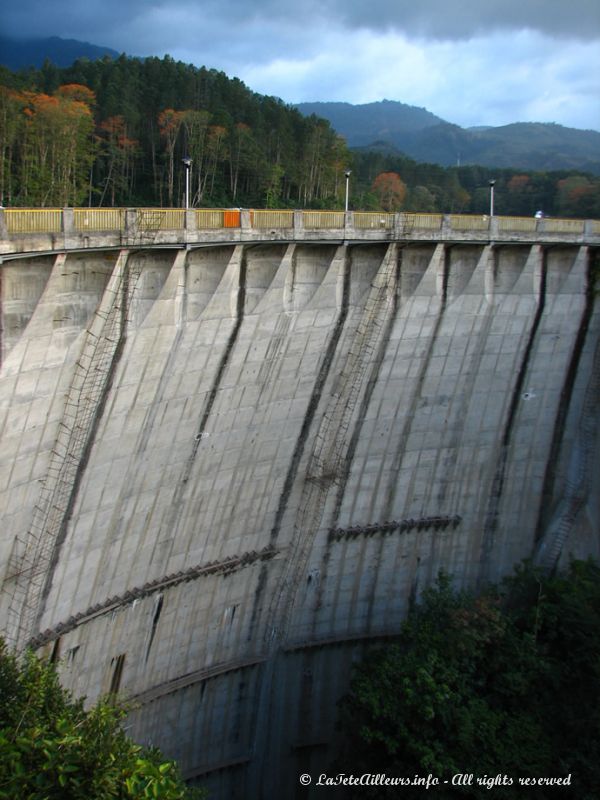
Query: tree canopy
xmin=0 ymin=639 xmax=203 ymax=799
xmin=0 ymin=55 xmax=599 ymax=216
xmin=371 ymin=172 xmax=407 ymax=211
xmin=335 ymin=560 xmax=600 ymax=799
xmin=0 ymin=56 xmax=351 ymax=209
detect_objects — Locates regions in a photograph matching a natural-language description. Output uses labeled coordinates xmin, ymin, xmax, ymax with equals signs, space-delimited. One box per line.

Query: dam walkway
xmin=1 ymin=207 xmax=599 ymax=258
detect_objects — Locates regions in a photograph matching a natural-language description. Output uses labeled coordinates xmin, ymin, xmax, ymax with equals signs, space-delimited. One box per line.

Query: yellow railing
xmin=404 ymin=213 xmax=443 ymax=230
xmin=74 ymin=208 xmax=125 ymax=232
xmin=195 ymin=209 xmax=241 ymax=228
xmin=354 ymin=212 xmax=395 ymax=229
xmin=302 ymin=211 xmax=345 ymax=229
xmin=1 ymin=208 xmax=597 ymax=238
xmin=498 ymin=216 xmax=537 ymax=233
xmin=4 ymin=209 xmax=63 ymax=233
xmin=196 ymin=209 xmax=224 ymax=229
xmin=136 ymin=209 xmax=186 ymax=231
xmin=450 ymin=214 xmax=490 ymax=231
xmin=251 ymin=210 xmax=294 ymax=228
xmin=543 ymin=218 xmax=585 ymax=234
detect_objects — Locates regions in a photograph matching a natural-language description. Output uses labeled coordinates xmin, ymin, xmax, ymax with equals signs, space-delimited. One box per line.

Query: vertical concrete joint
xmin=240 ymin=209 xmax=252 ymax=233
xmin=62 ymin=208 xmax=74 ymax=235
xmin=185 ymin=209 xmax=197 ymax=234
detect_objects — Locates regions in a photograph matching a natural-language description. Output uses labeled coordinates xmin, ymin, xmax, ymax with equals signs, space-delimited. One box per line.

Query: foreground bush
xmin=0 ymin=640 xmax=203 ymax=799
xmin=336 ymin=560 xmax=600 ymax=799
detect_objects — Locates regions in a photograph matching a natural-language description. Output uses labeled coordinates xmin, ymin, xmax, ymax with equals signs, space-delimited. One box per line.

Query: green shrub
xmin=0 ymin=640 xmax=204 ymax=799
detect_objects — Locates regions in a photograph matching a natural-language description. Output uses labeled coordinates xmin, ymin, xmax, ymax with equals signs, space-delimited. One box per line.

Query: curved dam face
xmin=1 ymin=241 xmax=599 ymax=795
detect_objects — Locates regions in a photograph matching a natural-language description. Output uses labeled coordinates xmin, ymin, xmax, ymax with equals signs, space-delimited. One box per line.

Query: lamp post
xmin=182 ymin=156 xmax=192 ymax=209
xmin=344 ymin=170 xmax=351 ymax=213
xmin=489 ymin=179 xmax=496 ymax=217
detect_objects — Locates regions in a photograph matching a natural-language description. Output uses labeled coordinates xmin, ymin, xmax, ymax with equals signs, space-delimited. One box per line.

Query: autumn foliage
xmin=1 ymin=84 xmax=95 ymax=206
xmin=371 ymin=171 xmax=407 ymax=211
xmin=0 ymin=58 xmax=353 ymax=210
xmin=1 ymin=56 xmax=599 ymax=214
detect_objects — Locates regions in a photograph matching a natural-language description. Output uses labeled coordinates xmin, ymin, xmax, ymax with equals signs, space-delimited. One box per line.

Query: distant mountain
xmin=0 ymin=36 xmax=119 ymax=70
xmin=297 ymin=100 xmax=445 ymax=142
xmin=296 ymin=101 xmax=600 ymax=175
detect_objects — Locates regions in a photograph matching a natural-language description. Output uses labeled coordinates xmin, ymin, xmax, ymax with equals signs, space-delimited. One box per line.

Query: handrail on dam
xmin=1 ymin=207 xmax=599 ymax=255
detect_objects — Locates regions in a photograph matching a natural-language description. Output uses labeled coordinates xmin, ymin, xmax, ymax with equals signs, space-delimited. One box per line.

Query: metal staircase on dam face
xmin=2 ymin=212 xmax=164 ymax=650
xmin=273 ymin=245 xmax=400 ymax=638
xmin=308 ymin=250 xmax=397 ymax=486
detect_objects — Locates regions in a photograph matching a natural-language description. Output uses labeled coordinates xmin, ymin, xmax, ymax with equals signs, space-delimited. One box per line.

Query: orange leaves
xmin=12 ymin=85 xmax=96 ymax=206
xmin=55 ymin=84 xmax=96 ymax=107
xmin=158 ymin=109 xmax=185 ymax=139
xmin=99 ymin=116 xmax=138 ymax=151
xmin=20 ymin=88 xmax=93 ymax=127
xmin=208 ymin=124 xmax=227 ymax=142
xmin=371 ymin=171 xmax=407 ymax=211
xmin=24 ymin=92 xmax=59 ymax=114
xmin=508 ymin=174 xmax=530 ymax=192
xmin=100 ymin=115 xmax=125 ymax=135
xmin=557 ymin=176 xmax=594 ymax=202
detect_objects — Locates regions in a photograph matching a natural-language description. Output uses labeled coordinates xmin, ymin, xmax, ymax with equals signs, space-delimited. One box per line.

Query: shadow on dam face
xmin=1 ymin=240 xmax=599 ymax=797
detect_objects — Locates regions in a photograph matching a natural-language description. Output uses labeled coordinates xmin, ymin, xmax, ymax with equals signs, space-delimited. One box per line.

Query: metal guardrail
xmin=302 ymin=211 xmax=344 ymax=229
xmin=74 ymin=208 xmax=126 ymax=232
xmin=405 ymin=213 xmax=443 ymax=230
xmin=543 ymin=218 xmax=585 ymax=234
xmin=251 ymin=210 xmax=294 ymax=228
xmin=1 ymin=208 xmax=597 ymax=239
xmin=137 ymin=208 xmax=185 ymax=230
xmin=354 ymin=212 xmax=395 ymax=229
xmin=450 ymin=214 xmax=490 ymax=231
xmin=195 ymin=209 xmax=241 ymax=228
xmin=498 ymin=216 xmax=537 ymax=232
xmin=5 ymin=209 xmax=63 ymax=233
xmin=196 ymin=209 xmax=222 ymax=229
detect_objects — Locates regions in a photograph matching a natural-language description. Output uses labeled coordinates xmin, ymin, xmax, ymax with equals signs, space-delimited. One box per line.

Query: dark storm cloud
xmin=4 ymin=0 xmax=600 ymax=44
xmin=333 ymin=0 xmax=600 ymax=41
xmin=2 ymin=0 xmax=144 ymax=42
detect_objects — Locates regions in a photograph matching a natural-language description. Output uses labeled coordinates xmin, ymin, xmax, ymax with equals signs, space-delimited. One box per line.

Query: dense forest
xmin=1 ymin=54 xmax=599 ymax=218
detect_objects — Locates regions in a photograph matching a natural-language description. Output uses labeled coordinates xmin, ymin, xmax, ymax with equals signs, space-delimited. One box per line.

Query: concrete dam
xmin=1 ymin=210 xmax=599 ymax=796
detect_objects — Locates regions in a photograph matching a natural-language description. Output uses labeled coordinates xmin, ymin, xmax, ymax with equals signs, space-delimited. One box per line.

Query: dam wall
xmin=1 ymin=234 xmax=599 ymax=797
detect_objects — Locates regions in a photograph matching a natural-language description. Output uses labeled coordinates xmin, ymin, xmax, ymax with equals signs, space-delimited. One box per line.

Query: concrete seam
xmin=479 ymin=247 xmax=548 ymax=580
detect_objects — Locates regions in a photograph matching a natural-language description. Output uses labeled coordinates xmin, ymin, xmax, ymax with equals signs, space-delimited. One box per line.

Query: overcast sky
xmin=4 ymin=0 xmax=600 ymax=131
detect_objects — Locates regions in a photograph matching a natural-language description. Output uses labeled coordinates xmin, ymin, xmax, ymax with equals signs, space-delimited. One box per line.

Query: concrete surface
xmin=0 ymin=235 xmax=598 ymax=797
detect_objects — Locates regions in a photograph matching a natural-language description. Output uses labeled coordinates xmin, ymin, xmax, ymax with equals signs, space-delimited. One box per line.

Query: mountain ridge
xmin=1 ymin=36 xmax=598 ymax=175
xmin=297 ymin=101 xmax=600 ymax=175
xmin=0 ymin=35 xmax=119 ymax=70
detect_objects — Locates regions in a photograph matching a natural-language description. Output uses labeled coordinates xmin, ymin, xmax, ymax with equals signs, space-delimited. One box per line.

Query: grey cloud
xmin=332 ymin=0 xmax=600 ymax=41
xmin=2 ymin=0 xmax=147 ymax=41
xmin=2 ymin=0 xmax=598 ymax=132
xmin=5 ymin=0 xmax=600 ymax=45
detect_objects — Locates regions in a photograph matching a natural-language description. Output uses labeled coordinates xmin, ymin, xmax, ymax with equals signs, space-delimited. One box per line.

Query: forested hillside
xmin=0 ymin=55 xmax=350 ymax=209
xmin=0 ymin=54 xmax=599 ymax=217
xmin=353 ymin=148 xmax=600 ymax=218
